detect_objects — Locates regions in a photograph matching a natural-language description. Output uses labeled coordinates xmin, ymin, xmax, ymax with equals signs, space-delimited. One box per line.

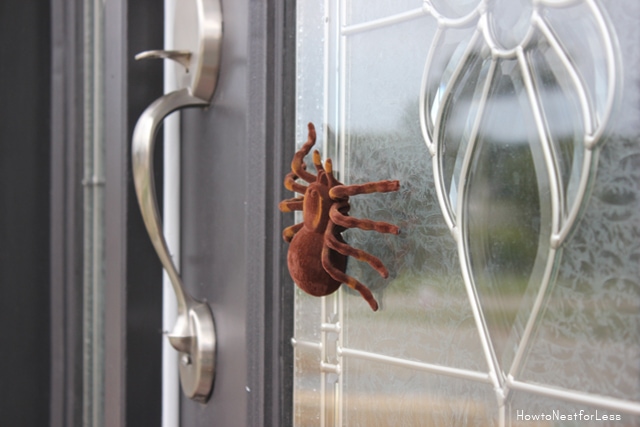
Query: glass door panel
xmin=293 ymin=0 xmax=640 ymax=425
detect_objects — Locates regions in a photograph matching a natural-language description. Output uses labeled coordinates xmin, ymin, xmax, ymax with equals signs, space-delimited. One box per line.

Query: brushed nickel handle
xmin=131 ymin=0 xmax=222 ymax=403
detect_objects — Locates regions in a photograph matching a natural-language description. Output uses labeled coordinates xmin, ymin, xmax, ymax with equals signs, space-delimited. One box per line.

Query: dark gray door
xmin=177 ymin=0 xmax=295 ymax=425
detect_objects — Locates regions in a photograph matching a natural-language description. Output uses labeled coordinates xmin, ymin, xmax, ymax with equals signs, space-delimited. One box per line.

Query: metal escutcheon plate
xmin=178 ymin=304 xmax=216 ymax=402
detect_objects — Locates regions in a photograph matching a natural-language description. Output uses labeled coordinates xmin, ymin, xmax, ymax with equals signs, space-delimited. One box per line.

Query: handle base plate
xmin=177 ymin=303 xmax=216 ymax=403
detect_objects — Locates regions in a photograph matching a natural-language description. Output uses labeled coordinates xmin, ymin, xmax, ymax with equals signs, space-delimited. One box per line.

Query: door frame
xmin=244 ymin=0 xmax=297 ymax=424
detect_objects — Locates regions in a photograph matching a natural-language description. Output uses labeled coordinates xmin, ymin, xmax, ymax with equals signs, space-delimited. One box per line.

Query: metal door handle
xmin=131 ymin=0 xmax=222 ymax=403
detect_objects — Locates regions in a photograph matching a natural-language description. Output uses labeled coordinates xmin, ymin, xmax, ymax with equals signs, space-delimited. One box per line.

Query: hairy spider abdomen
xmin=288 ymin=229 xmax=345 ymax=297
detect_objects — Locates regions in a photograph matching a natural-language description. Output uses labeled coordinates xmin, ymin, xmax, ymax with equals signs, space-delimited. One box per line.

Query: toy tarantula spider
xmin=279 ymin=123 xmax=400 ymax=311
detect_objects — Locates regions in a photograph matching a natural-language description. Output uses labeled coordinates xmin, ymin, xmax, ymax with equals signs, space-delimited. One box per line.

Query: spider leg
xmin=282 ymin=222 xmax=304 ymax=243
xmin=325 ymin=222 xmax=389 ymax=278
xmin=329 ymin=180 xmax=400 ymax=200
xmin=324 ymin=158 xmax=342 ymax=188
xmin=279 ymin=197 xmax=304 ymax=213
xmin=321 ymin=244 xmax=379 ymax=311
xmin=330 ymin=203 xmax=400 ymax=235
xmin=291 ymin=123 xmax=318 ymax=183
xmin=312 ymin=150 xmax=324 ymax=172
xmin=284 ymin=172 xmax=308 ymax=195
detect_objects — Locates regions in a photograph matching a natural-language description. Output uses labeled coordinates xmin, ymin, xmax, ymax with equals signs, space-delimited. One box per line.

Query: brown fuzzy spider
xmin=279 ymin=123 xmax=400 ymax=311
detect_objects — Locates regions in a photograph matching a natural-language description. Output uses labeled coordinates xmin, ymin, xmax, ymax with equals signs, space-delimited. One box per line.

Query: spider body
xmin=279 ymin=123 xmax=400 ymax=311
xmin=287 ymin=227 xmax=346 ymax=297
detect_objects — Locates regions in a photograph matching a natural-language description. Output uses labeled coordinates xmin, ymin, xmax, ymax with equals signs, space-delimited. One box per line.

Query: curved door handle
xmin=131 ymin=0 xmax=222 ymax=403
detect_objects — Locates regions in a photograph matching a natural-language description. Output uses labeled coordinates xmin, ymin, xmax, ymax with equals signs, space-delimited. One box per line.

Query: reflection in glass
xmin=528 ymin=41 xmax=585 ymax=220
xmin=437 ymin=41 xmax=490 ymax=214
xmin=465 ymin=58 xmax=546 ymax=369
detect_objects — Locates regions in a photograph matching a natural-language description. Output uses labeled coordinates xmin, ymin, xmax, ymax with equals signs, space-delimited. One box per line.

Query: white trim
xmin=339 ymin=347 xmax=493 ymax=383
xmin=341 ymin=7 xmax=426 ymax=36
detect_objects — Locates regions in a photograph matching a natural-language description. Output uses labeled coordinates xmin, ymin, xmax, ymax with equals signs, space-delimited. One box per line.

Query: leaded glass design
xmin=293 ymin=1 xmax=640 ymax=425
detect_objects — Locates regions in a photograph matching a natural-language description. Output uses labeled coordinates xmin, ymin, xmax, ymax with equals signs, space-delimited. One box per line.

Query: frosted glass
xmin=519 ymin=135 xmax=640 ymax=403
xmin=346 ymin=1 xmax=422 ymax=27
xmin=294 ymin=344 xmax=323 ymax=426
xmin=342 ymin=358 xmax=497 ymax=427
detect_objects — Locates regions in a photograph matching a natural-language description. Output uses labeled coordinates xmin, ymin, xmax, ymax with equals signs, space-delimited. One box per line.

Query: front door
xmin=85 ymin=0 xmax=639 ymax=425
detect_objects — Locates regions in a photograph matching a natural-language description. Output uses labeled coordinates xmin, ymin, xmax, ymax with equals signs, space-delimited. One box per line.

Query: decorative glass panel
xmin=293 ymin=1 xmax=640 ymax=425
